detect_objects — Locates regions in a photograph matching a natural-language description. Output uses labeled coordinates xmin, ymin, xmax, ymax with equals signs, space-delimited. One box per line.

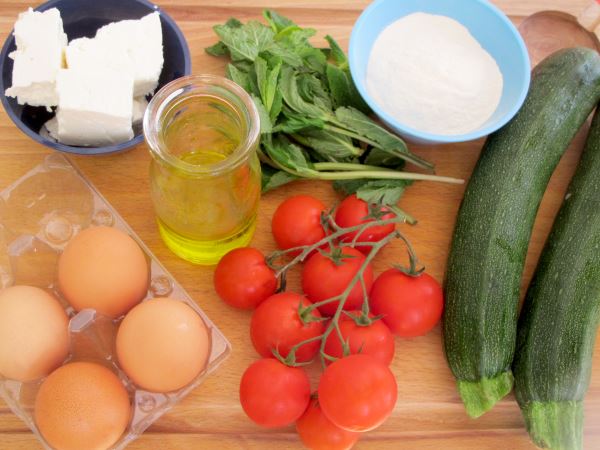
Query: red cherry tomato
xmin=369 ymin=269 xmax=443 ymax=338
xmin=323 ymin=311 xmax=395 ymax=366
xmin=240 ymin=358 xmax=311 ymax=428
xmin=318 ymin=354 xmax=397 ymax=432
xmin=296 ymin=398 xmax=360 ymax=450
xmin=250 ymin=292 xmax=325 ymax=362
xmin=272 ymin=195 xmax=327 ymax=255
xmin=334 ymin=195 xmax=395 ymax=254
xmin=214 ymin=247 xmax=277 ymax=309
xmin=302 ymin=247 xmax=373 ymax=317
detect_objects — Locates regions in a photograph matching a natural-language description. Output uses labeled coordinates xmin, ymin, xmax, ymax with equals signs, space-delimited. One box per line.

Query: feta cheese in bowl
xmin=4 ymin=8 xmax=66 ymax=108
xmin=67 ymin=12 xmax=164 ymax=98
xmin=0 ymin=0 xmax=191 ymax=155
xmin=53 ymin=67 xmax=135 ymax=146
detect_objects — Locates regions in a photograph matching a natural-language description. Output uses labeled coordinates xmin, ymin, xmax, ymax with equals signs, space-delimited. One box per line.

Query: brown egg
xmin=116 ymin=298 xmax=211 ymax=392
xmin=0 ymin=286 xmax=69 ymax=382
xmin=35 ymin=362 xmax=131 ymax=450
xmin=58 ymin=226 xmax=149 ymax=318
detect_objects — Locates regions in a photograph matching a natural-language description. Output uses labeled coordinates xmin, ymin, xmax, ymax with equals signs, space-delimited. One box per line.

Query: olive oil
xmin=145 ymin=77 xmax=261 ymax=265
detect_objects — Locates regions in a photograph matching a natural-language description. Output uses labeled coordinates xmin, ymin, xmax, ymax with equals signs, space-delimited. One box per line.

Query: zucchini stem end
xmin=521 ymin=401 xmax=583 ymax=450
xmin=457 ymin=371 xmax=514 ymax=418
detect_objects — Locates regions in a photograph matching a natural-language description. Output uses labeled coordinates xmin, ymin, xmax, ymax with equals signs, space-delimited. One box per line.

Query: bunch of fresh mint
xmin=206 ymin=10 xmax=457 ymax=205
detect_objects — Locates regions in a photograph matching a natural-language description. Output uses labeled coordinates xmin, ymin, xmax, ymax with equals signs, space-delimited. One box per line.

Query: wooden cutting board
xmin=0 ymin=0 xmax=598 ymax=449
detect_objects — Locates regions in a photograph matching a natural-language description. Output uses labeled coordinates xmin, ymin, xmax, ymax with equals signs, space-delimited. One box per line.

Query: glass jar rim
xmin=143 ymin=74 xmax=260 ymax=175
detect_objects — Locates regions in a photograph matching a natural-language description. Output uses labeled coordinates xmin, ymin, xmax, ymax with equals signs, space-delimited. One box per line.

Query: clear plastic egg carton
xmin=0 ymin=153 xmax=231 ymax=449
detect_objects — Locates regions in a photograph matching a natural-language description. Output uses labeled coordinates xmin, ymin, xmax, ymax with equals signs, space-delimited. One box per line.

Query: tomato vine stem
xmin=315 ymin=231 xmax=399 ymax=366
xmin=265 ymin=206 xmax=420 ymax=367
xmin=267 ymin=215 xmax=406 ymax=279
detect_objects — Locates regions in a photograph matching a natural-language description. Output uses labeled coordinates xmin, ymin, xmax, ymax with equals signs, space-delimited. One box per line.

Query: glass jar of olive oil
xmin=144 ymin=75 xmax=261 ymax=265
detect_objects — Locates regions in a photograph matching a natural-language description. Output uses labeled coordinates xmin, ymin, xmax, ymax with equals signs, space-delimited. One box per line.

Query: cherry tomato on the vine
xmin=318 ymin=354 xmax=397 ymax=432
xmin=302 ymin=247 xmax=373 ymax=317
xmin=323 ymin=311 xmax=395 ymax=366
xmin=296 ymin=398 xmax=360 ymax=450
xmin=272 ymin=195 xmax=327 ymax=255
xmin=334 ymin=195 xmax=395 ymax=254
xmin=214 ymin=247 xmax=277 ymax=309
xmin=240 ymin=358 xmax=310 ymax=428
xmin=250 ymin=292 xmax=325 ymax=362
xmin=369 ymin=269 xmax=443 ymax=337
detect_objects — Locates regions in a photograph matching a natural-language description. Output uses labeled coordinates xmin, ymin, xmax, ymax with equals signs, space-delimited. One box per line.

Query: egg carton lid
xmin=0 ymin=153 xmax=231 ymax=450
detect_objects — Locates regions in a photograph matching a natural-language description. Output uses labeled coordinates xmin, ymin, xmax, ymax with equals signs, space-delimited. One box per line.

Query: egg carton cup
xmin=0 ymin=153 xmax=231 ymax=450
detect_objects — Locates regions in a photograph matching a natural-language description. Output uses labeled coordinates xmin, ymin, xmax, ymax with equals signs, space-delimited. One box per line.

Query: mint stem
xmin=263 ymin=153 xmax=463 ymax=185
xmin=314 ymin=162 xmax=397 ymax=172
xmin=315 ymin=170 xmax=463 ymax=184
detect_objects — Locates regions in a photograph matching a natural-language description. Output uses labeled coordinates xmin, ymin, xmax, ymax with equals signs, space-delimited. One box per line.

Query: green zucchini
xmin=513 ymin=108 xmax=600 ymax=450
xmin=443 ymin=47 xmax=600 ymax=418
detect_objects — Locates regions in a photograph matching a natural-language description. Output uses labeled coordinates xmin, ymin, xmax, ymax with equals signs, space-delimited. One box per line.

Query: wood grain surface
xmin=1 ymin=0 xmax=599 ymax=449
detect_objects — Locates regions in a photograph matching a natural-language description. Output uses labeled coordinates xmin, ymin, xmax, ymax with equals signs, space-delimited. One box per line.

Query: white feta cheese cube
xmin=132 ymin=96 xmax=149 ymax=124
xmin=12 ymin=7 xmax=66 ymax=50
xmin=55 ymin=68 xmax=134 ymax=147
xmin=95 ymin=12 xmax=163 ymax=96
xmin=4 ymin=8 xmax=67 ymax=108
xmin=43 ymin=116 xmax=59 ymax=140
xmin=65 ymin=36 xmax=134 ymax=74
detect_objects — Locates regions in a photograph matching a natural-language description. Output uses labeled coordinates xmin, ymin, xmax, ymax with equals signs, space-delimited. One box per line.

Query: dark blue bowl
xmin=0 ymin=0 xmax=191 ymax=155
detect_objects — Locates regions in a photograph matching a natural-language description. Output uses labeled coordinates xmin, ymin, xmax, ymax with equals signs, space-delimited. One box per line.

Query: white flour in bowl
xmin=366 ymin=12 xmax=503 ymax=136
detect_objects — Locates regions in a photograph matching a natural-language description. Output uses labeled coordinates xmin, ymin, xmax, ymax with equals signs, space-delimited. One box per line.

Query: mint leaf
xmin=225 ymin=64 xmax=259 ymax=97
xmin=255 ymin=57 xmax=283 ymax=122
xmin=214 ymin=21 xmax=274 ymax=62
xmin=326 ymin=64 xmax=371 ymax=114
xmin=335 ymin=106 xmax=404 ymax=149
xmin=276 ymin=27 xmax=316 ymax=48
xmin=292 ymin=129 xmax=361 ymax=161
xmin=333 ymin=179 xmax=413 ymax=205
xmin=232 ymin=60 xmax=254 ymax=72
xmin=271 ymin=90 xmax=283 ymax=123
xmin=326 ymin=64 xmax=352 ymax=109
xmin=273 ymin=109 xmax=325 ymax=133
xmin=297 ymin=73 xmax=332 ymax=112
xmin=261 ymin=165 xmax=298 ymax=191
xmin=205 ymin=41 xmax=228 ymax=57
xmin=255 ymin=56 xmax=268 ymax=95
xmin=267 ymin=26 xmax=317 ymax=68
xmin=335 ymin=107 xmax=433 ymax=170
xmin=325 ymin=35 xmax=348 ymax=69
xmin=300 ymin=46 xmax=327 ymax=74
xmin=206 ymin=19 xmax=244 ymax=57
xmin=251 ymin=94 xmax=273 ymax=134
xmin=264 ymin=135 xmax=317 ymax=175
xmin=345 ymin=71 xmax=371 ymax=113
xmin=263 ymin=10 xmax=296 ymax=33
xmin=280 ymin=66 xmax=330 ymax=119
xmin=225 ymin=18 xmax=243 ymax=28
xmin=264 ymin=42 xmax=303 ymax=67
xmin=364 ymin=148 xmax=405 ymax=169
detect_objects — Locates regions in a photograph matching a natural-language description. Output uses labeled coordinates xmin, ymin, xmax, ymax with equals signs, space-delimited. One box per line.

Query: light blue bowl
xmin=349 ymin=0 xmax=531 ymax=144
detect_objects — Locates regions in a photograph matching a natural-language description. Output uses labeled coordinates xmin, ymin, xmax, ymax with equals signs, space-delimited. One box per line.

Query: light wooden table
xmin=0 ymin=0 xmax=599 ymax=449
